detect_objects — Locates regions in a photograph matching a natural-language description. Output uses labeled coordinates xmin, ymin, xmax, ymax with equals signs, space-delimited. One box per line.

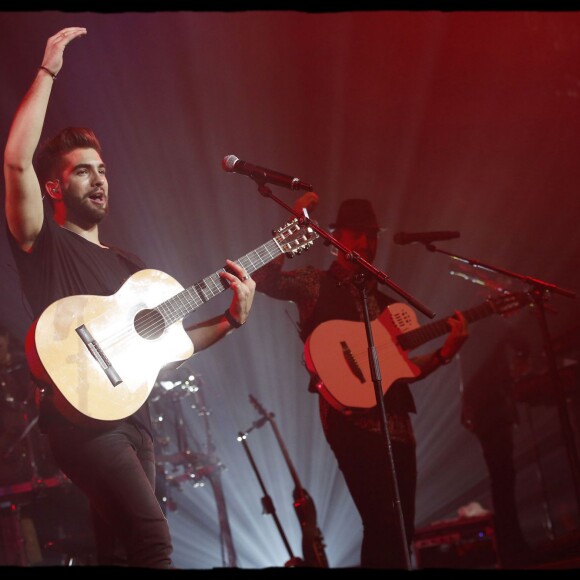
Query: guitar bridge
xmin=76 ymin=324 xmax=122 ymax=386
xmin=340 ymin=341 xmax=365 ymax=383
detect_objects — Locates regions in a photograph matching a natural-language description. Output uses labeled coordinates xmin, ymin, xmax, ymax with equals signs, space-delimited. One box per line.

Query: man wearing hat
xmin=252 ymin=193 xmax=468 ymax=568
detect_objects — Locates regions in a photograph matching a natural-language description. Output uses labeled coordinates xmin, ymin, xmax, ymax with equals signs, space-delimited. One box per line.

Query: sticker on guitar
xmin=304 ymin=292 xmax=532 ymax=412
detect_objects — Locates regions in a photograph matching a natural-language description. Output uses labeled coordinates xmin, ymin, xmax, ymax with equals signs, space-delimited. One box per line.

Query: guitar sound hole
xmin=134 ymin=309 xmax=166 ymax=340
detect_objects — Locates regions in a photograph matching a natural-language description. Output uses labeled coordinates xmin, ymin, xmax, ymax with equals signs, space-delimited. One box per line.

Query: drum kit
xmin=150 ymin=365 xmax=238 ymax=567
xmin=0 ymin=357 xmax=236 ymax=566
xmin=150 ymin=366 xmax=224 ymax=506
xmin=0 ymin=358 xmax=84 ymax=566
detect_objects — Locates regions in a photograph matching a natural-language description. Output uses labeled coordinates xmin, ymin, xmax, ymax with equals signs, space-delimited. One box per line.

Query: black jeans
xmin=47 ymin=419 xmax=173 ymax=568
xmin=325 ymin=410 xmax=417 ymax=569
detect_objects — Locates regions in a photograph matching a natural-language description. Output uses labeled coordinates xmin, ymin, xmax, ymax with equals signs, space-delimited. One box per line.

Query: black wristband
xmin=224 ymin=309 xmax=243 ymax=329
xmin=435 ymin=348 xmax=453 ymax=365
xmin=39 ymin=65 xmax=57 ymax=80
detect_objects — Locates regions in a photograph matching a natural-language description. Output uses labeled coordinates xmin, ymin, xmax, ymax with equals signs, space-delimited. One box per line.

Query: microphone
xmin=393 ymin=231 xmax=460 ymax=245
xmin=222 ymin=155 xmax=313 ymax=192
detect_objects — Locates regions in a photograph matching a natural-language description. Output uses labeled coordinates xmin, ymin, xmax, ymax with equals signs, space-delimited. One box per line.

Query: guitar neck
xmin=397 ymin=301 xmax=496 ymax=351
xmin=156 ymin=238 xmax=283 ymax=325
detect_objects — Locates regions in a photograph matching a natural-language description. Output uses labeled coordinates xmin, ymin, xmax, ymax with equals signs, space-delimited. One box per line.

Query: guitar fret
xmin=157 ymin=301 xmax=174 ymax=322
xmin=163 ymin=295 xmax=192 ymax=325
xmin=184 ymin=288 xmax=201 ymax=309
xmin=238 ymin=256 xmax=252 ymax=272
xmin=175 ymin=290 xmax=192 ymax=314
xmin=207 ymin=273 xmax=227 ymax=294
xmin=185 ymin=287 xmax=202 ymax=309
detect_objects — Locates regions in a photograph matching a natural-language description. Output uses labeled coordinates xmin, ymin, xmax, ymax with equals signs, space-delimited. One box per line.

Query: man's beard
xmin=65 ymin=194 xmax=108 ymax=225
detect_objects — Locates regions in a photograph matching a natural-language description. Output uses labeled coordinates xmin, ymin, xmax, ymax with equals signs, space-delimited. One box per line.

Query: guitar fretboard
xmin=396 ymin=294 xmax=527 ymax=351
xmin=157 ymin=238 xmax=283 ymax=325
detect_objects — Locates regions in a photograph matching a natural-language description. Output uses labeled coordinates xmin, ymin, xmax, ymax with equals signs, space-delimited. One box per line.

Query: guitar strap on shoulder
xmin=302 ymin=272 xmax=357 ymax=394
xmin=300 ymin=271 xmax=361 ymax=343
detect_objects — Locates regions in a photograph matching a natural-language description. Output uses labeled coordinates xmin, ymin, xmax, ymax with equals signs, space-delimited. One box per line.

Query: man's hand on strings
xmin=220 ymin=259 xmax=256 ymax=327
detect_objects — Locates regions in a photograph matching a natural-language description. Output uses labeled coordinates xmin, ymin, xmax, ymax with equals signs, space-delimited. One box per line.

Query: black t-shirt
xmin=8 ymin=215 xmax=152 ymax=434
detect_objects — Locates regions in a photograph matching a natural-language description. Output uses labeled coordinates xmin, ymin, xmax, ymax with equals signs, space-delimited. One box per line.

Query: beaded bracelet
xmin=39 ymin=65 xmax=57 ymax=80
xmin=224 ymin=309 xmax=243 ymax=329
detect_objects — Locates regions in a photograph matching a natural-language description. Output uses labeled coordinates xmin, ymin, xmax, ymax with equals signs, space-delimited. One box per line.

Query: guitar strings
xmin=66 ymin=222 xmax=314 ymax=379
xmin=93 ymin=242 xmax=280 ymax=355
xmin=341 ymin=294 xmax=528 ymax=385
xmin=121 ymin=227 xmax=314 ymax=346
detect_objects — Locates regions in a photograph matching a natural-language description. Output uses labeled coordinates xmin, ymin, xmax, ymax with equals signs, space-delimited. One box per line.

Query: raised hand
xmin=40 ymin=27 xmax=87 ymax=78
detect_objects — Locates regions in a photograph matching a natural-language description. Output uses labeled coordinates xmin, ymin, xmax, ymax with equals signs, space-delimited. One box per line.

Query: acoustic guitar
xmin=26 ymin=219 xmax=318 ymax=426
xmin=304 ymin=292 xmax=531 ymax=412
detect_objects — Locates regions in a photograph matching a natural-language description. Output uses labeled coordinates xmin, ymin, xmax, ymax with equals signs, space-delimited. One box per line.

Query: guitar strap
xmin=299 ymin=270 xmax=368 ymax=343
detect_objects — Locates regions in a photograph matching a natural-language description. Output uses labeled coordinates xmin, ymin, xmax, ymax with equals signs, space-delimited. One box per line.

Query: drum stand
xmin=0 ymin=410 xmax=43 ymax=566
xmin=153 ymin=370 xmax=238 ymax=567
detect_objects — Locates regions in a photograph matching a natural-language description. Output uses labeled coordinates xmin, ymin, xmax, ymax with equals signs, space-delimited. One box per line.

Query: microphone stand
xmin=237 ymin=420 xmax=304 ymax=567
xmin=252 ymin=181 xmax=437 ymax=570
xmin=422 ymin=242 xmax=580 ymax=519
xmin=255 ymin=183 xmax=435 ymax=319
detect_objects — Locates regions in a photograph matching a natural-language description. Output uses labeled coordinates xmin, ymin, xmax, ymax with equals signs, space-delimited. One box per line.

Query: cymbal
xmin=156 ymin=451 xmax=210 ymax=466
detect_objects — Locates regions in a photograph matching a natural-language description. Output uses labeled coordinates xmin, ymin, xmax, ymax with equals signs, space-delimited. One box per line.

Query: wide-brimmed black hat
xmin=329 ymin=198 xmax=385 ymax=232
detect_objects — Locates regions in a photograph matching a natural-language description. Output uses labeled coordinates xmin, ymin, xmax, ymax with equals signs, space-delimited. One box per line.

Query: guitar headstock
xmin=489 ymin=291 xmax=532 ymax=317
xmin=273 ymin=218 xmax=319 ymax=258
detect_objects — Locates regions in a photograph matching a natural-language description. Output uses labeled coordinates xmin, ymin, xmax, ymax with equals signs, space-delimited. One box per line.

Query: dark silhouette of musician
xmin=460 ymin=319 xmax=532 ymax=567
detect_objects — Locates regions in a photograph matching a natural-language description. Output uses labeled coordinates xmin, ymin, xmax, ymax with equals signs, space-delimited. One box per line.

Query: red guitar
xmin=304 ymin=292 xmax=531 ymax=412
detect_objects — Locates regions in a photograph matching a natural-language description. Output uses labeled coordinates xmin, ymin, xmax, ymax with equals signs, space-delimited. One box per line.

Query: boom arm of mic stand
xmin=424 ymin=241 xmax=580 ymax=520
xmin=254 ymin=183 xmax=435 ymax=319
xmin=424 ymin=243 xmax=576 ymax=299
